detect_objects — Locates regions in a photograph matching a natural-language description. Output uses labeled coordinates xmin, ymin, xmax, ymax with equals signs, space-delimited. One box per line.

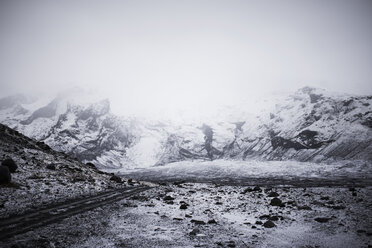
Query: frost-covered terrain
xmin=0 ymin=123 xmax=130 ymax=218
xmin=118 ymin=159 xmax=372 ymax=186
xmin=2 ymin=182 xmax=371 ymax=248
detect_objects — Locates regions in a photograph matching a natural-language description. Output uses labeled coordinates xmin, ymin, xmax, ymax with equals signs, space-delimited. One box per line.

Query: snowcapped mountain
xmin=0 ymin=86 xmax=371 ymax=170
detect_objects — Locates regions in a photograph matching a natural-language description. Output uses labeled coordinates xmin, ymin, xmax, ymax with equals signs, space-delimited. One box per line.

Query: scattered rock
xmin=253 ymin=186 xmax=261 ymax=192
xmin=259 ymin=214 xmax=271 ymax=220
xmin=330 ymin=205 xmax=346 ymax=210
xmin=297 ymin=205 xmax=312 ymax=210
xmin=268 ymin=192 xmax=279 ymax=197
xmin=191 ymin=219 xmax=206 ymax=225
xmin=163 ymin=195 xmax=175 ymax=201
xmin=208 ymin=219 xmax=217 ymax=224
xmin=110 ymin=175 xmax=122 ymax=183
xmin=226 ymin=241 xmax=236 ymax=247
xmin=269 ymin=216 xmax=280 ymax=221
xmin=180 ymin=203 xmax=188 ymax=210
xmin=263 ymin=220 xmax=276 ymax=228
xmin=0 ymin=166 xmax=11 ymax=184
xmin=46 ymin=164 xmax=56 ymax=170
xmin=270 ymin=197 xmax=284 ymax=207
xmin=189 ymin=228 xmax=200 ymax=236
xmin=2 ymin=158 xmax=17 ymax=173
xmin=314 ymin=217 xmax=331 ymax=223
xmin=242 ymin=186 xmax=261 ymax=193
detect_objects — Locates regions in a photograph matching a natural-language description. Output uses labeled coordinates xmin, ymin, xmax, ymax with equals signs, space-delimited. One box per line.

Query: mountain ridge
xmin=0 ymin=86 xmax=371 ymax=169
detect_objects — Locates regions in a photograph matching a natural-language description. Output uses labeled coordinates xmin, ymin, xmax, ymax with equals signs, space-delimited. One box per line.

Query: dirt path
xmin=0 ymin=185 xmax=150 ymax=240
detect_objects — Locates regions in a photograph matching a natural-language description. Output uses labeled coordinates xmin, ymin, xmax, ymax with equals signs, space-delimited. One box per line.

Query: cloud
xmin=0 ymin=0 xmax=371 ymax=114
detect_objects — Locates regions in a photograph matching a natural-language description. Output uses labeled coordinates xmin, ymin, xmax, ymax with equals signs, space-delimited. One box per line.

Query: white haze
xmin=0 ymin=0 xmax=372 ymax=117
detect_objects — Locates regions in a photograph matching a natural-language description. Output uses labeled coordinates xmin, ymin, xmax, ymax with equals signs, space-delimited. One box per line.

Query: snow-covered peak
xmin=0 ymin=86 xmax=371 ymax=170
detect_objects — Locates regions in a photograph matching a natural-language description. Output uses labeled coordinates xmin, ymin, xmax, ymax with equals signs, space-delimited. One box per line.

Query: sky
xmin=0 ymin=0 xmax=371 ymax=116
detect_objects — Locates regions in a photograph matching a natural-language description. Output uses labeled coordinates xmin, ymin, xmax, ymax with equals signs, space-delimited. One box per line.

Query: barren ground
xmin=1 ymin=179 xmax=371 ymax=248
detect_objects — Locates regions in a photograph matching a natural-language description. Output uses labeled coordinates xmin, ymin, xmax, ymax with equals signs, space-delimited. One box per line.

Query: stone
xmin=180 ymin=203 xmax=188 ymax=210
xmin=191 ymin=219 xmax=206 ymax=225
xmin=263 ymin=220 xmax=276 ymax=228
xmin=46 ymin=164 xmax=56 ymax=170
xmin=110 ymin=175 xmax=122 ymax=183
xmin=0 ymin=166 xmax=11 ymax=184
xmin=270 ymin=197 xmax=284 ymax=207
xmin=2 ymin=158 xmax=17 ymax=173
xmin=268 ymin=192 xmax=279 ymax=197
xmin=163 ymin=195 xmax=175 ymax=201
xmin=314 ymin=217 xmax=331 ymax=223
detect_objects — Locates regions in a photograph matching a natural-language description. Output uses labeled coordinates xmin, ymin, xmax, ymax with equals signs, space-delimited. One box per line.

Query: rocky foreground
xmin=2 ymin=182 xmax=370 ymax=248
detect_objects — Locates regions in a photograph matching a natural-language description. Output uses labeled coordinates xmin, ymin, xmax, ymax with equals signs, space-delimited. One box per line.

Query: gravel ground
xmin=2 ymin=182 xmax=371 ymax=248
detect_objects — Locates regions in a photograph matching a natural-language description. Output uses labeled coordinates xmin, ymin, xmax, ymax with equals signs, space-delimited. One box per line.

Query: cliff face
xmin=155 ymin=87 xmax=372 ymax=164
xmin=0 ymin=90 xmax=140 ymax=169
xmin=0 ymin=87 xmax=371 ymax=169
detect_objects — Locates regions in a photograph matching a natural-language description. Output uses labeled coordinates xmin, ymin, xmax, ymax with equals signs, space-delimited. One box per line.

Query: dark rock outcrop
xmin=2 ymin=158 xmax=17 ymax=173
xmin=0 ymin=166 xmax=11 ymax=184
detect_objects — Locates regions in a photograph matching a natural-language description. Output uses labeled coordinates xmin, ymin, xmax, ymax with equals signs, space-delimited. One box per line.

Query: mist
xmin=1 ymin=0 xmax=372 ymax=116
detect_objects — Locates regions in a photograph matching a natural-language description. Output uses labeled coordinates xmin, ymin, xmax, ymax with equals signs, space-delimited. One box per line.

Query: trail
xmin=0 ymin=185 xmax=151 ymax=240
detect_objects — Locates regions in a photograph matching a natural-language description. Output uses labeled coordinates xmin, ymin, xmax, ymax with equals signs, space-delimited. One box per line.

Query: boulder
xmin=270 ymin=197 xmax=284 ymax=207
xmin=180 ymin=203 xmax=188 ymax=210
xmin=191 ymin=219 xmax=206 ymax=225
xmin=268 ymin=192 xmax=279 ymax=197
xmin=263 ymin=220 xmax=276 ymax=228
xmin=189 ymin=228 xmax=200 ymax=236
xmin=0 ymin=166 xmax=11 ymax=184
xmin=110 ymin=175 xmax=122 ymax=183
xmin=46 ymin=164 xmax=56 ymax=170
xmin=2 ymin=158 xmax=17 ymax=173
xmin=208 ymin=219 xmax=217 ymax=224
xmin=314 ymin=217 xmax=331 ymax=223
xmin=163 ymin=195 xmax=175 ymax=201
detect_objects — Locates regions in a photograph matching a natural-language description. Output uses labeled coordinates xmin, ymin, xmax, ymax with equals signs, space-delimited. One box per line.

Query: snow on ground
xmin=0 ymin=146 xmax=128 ymax=218
xmin=2 ymin=183 xmax=371 ymax=248
xmin=117 ymin=159 xmax=372 ymax=183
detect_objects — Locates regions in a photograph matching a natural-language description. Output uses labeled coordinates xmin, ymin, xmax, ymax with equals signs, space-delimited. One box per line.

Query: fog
xmin=0 ymin=0 xmax=371 ymax=116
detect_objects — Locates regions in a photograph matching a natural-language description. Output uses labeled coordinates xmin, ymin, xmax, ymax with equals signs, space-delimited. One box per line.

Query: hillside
xmin=0 ymin=87 xmax=371 ymax=170
xmin=0 ymin=123 xmax=130 ymax=218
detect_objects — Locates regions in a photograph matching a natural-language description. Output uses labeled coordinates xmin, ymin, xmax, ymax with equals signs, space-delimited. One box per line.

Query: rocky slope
xmin=0 ymin=87 xmax=371 ymax=169
xmin=0 ymin=123 xmax=130 ymax=218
